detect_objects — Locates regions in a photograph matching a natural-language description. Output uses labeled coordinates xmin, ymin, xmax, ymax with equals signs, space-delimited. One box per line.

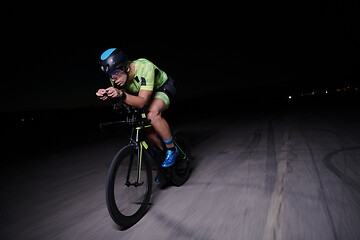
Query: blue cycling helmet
xmin=99 ymin=48 xmax=129 ymax=75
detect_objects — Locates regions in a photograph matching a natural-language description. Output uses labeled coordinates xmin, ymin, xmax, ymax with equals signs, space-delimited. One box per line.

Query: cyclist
xmin=96 ymin=48 xmax=178 ymax=167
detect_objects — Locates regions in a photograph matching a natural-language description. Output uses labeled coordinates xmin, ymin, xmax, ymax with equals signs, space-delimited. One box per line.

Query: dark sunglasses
xmin=108 ymin=69 xmax=125 ymax=77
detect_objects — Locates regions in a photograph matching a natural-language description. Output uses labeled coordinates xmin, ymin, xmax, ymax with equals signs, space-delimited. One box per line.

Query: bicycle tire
xmin=106 ymin=144 xmax=152 ymax=228
xmin=171 ymin=131 xmax=192 ymax=186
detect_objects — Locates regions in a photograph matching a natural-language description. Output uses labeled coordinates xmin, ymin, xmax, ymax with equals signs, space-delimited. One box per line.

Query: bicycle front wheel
xmin=106 ymin=144 xmax=152 ymax=228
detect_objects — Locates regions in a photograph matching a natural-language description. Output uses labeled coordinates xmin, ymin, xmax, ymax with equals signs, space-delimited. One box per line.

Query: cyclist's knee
xmin=147 ymin=109 xmax=161 ymax=122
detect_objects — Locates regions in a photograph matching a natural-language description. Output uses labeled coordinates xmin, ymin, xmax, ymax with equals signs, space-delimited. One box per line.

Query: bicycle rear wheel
xmin=106 ymin=144 xmax=152 ymax=228
xmin=171 ymin=131 xmax=192 ymax=186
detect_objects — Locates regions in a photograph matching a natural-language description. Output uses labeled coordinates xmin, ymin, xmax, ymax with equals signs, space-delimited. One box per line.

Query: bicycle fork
xmin=125 ymin=126 xmax=150 ymax=187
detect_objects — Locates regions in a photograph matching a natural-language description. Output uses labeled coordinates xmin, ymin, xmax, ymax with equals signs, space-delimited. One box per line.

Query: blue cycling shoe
xmin=162 ymin=146 xmax=179 ymax=167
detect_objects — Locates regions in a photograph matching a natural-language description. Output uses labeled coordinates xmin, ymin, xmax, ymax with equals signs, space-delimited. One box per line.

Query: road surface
xmin=1 ymin=106 xmax=360 ymax=239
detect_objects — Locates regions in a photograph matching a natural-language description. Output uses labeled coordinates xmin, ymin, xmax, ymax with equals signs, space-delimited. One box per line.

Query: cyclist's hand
xmin=105 ymin=87 xmax=121 ymax=98
xmin=96 ymin=89 xmax=108 ymax=100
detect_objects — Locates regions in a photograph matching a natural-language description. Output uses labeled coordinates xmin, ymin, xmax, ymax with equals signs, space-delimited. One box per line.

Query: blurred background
xmin=1 ymin=1 xmax=359 ymax=161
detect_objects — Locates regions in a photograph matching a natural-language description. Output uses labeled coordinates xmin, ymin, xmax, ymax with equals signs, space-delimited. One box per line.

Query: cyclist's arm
xmin=105 ymin=87 xmax=152 ymax=108
xmin=123 ymin=90 xmax=152 ymax=108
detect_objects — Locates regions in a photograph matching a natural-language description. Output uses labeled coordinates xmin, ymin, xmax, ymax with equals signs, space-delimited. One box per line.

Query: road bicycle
xmin=102 ymin=99 xmax=192 ymax=228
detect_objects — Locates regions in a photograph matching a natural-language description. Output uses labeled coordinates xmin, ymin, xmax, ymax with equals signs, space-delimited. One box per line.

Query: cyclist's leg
xmin=146 ymin=127 xmax=164 ymax=150
xmin=147 ymin=98 xmax=173 ymax=148
xmin=147 ymin=97 xmax=179 ymax=167
xmin=148 ymin=76 xmax=176 ymax=143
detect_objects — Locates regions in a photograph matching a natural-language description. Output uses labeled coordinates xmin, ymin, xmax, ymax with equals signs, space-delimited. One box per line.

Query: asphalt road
xmin=2 ymin=105 xmax=360 ymax=240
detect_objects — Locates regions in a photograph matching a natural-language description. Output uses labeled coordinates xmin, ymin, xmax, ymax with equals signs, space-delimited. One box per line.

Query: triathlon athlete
xmin=96 ymin=48 xmax=178 ymax=167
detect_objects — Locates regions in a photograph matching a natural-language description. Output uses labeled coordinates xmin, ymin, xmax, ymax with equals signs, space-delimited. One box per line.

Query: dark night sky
xmin=2 ymin=2 xmax=359 ymax=112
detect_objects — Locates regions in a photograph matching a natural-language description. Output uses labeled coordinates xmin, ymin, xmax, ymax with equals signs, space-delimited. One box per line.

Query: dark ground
xmin=1 ymin=92 xmax=360 ymax=239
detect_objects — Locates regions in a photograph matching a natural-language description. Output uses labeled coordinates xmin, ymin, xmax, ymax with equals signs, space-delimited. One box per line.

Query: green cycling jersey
xmin=110 ymin=58 xmax=168 ymax=93
xmin=110 ymin=58 xmax=171 ymax=108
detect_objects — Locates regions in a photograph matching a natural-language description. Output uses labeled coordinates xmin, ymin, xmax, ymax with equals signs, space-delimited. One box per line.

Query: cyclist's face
xmin=110 ymin=69 xmax=127 ymax=86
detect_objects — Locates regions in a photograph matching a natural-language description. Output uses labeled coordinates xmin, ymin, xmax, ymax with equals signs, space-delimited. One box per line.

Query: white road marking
xmin=263 ymin=130 xmax=289 ymax=240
